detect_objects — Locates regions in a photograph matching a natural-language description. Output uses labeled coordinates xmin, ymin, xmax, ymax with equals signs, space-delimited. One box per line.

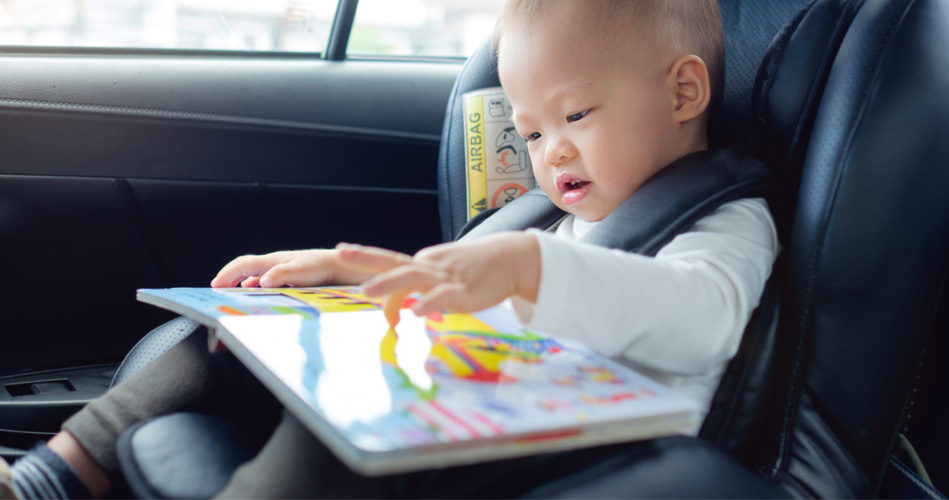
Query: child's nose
xmin=544 ymin=136 xmax=577 ymax=166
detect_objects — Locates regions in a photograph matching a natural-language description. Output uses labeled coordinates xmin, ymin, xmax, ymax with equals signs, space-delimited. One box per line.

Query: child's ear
xmin=667 ymin=55 xmax=711 ymax=124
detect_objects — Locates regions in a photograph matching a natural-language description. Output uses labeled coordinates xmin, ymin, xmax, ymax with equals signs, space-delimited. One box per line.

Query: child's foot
xmin=1 ymin=444 xmax=91 ymax=499
xmin=0 ymin=455 xmax=18 ymax=499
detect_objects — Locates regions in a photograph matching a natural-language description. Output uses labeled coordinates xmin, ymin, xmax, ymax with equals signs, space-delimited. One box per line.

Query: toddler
xmin=1 ymin=1 xmax=778 ymax=498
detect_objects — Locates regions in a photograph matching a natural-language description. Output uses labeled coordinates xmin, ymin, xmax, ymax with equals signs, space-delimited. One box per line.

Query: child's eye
xmin=524 ymin=132 xmax=541 ymax=143
xmin=567 ymin=110 xmax=590 ymax=123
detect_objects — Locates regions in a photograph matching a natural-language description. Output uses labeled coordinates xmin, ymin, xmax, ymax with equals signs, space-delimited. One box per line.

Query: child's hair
xmin=493 ymin=0 xmax=725 ymax=113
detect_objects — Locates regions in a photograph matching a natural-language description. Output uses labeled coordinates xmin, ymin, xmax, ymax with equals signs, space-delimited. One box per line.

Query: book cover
xmin=137 ymin=286 xmax=700 ymax=475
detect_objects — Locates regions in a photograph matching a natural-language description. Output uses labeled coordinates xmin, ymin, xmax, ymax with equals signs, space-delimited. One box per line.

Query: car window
xmin=0 ymin=0 xmax=339 ymax=54
xmin=347 ymin=0 xmax=505 ymax=59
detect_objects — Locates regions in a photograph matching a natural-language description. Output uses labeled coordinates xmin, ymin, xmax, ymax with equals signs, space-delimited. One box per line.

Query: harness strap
xmin=457 ymin=146 xmax=774 ymax=256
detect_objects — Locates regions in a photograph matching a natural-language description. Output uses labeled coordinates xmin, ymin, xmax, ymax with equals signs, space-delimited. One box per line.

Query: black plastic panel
xmin=0 ymin=365 xmax=117 ymax=434
xmin=0 ymin=56 xmax=457 ymax=140
xmin=0 ymin=175 xmax=175 ymax=375
xmin=270 ymin=184 xmax=441 ymax=254
xmin=0 ymin=55 xmax=454 ymax=377
xmin=0 ymin=112 xmax=440 ymax=189
xmin=126 ymin=179 xmax=441 ymax=287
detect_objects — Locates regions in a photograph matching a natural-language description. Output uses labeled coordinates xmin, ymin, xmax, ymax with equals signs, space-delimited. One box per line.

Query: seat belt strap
xmin=457 ymin=146 xmax=774 ymax=257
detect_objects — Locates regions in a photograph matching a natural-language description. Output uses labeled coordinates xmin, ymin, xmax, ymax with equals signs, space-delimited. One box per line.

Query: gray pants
xmin=62 ymin=330 xmax=648 ymax=498
xmin=61 ymin=330 xmax=390 ymax=498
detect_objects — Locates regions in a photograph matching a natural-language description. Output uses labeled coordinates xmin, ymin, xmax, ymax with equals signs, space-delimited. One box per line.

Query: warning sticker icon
xmin=492 ymin=183 xmax=529 ymax=208
xmin=471 ymin=198 xmax=487 ymax=213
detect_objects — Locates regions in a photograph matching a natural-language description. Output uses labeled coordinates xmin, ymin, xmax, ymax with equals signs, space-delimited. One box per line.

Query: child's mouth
xmin=557 ymin=176 xmax=592 ymax=206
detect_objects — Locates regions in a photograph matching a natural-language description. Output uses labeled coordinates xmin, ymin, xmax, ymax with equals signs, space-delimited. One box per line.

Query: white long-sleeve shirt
xmin=511 ymin=198 xmax=779 ymax=431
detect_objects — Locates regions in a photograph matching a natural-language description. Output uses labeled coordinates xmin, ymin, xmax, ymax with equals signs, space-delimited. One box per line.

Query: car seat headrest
xmin=709 ymin=0 xmax=813 ymax=149
xmin=748 ymin=0 xmax=864 ymax=243
xmin=751 ymin=0 xmax=864 ymax=172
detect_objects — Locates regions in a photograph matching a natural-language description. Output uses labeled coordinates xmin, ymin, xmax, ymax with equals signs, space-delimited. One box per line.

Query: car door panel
xmin=0 ymin=53 xmax=457 ymax=386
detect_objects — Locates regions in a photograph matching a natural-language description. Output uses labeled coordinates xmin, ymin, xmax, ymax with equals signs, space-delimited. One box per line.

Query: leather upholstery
xmin=878 ymin=456 xmax=946 ymax=500
xmin=711 ymin=0 xmax=812 ymax=149
xmin=753 ymin=0 xmax=866 ymax=241
xmin=545 ymin=0 xmax=949 ymax=497
xmin=526 ymin=436 xmax=789 ymax=499
xmin=546 ymin=0 xmax=949 ymax=496
xmin=117 ymin=413 xmax=258 ymax=499
xmin=767 ymin=0 xmax=949 ymax=496
xmin=753 ymin=0 xmax=862 ymax=172
xmin=701 ymin=0 xmax=864 ymax=466
xmin=111 ymin=317 xmax=200 ymax=388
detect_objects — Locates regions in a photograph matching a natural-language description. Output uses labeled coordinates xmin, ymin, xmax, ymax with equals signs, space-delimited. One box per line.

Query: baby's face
xmin=499 ymin=9 xmax=682 ymax=222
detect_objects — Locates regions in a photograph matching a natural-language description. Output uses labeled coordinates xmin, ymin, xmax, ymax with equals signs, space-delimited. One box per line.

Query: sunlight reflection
xmin=391 ymin=312 xmax=434 ymax=391
xmin=317 ymin=311 xmax=392 ymax=427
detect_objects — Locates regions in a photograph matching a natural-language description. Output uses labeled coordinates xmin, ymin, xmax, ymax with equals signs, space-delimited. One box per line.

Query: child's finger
xmin=212 ymin=255 xmax=277 ymax=287
xmin=259 ymin=262 xmax=299 ymax=288
xmin=211 ymin=273 xmax=244 ymax=288
xmin=362 ymin=265 xmax=443 ymax=297
xmin=382 ymin=291 xmax=409 ymax=328
xmin=336 ymin=243 xmax=413 ymax=274
xmin=240 ymin=276 xmax=262 ymax=288
xmin=211 ymin=276 xmax=241 ymax=288
xmin=412 ymin=283 xmax=468 ymax=315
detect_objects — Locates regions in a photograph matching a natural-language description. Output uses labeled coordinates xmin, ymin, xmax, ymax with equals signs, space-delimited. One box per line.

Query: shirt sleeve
xmin=510 ymin=198 xmax=779 ymax=376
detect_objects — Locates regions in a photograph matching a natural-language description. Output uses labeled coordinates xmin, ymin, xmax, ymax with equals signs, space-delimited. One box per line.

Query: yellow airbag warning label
xmin=464 ymin=94 xmax=488 ymax=218
xmin=463 ymin=87 xmax=535 ymax=220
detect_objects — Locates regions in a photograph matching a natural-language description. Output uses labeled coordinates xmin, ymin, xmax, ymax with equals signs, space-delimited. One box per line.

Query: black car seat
xmin=436 ymin=0 xmax=810 ymax=242
xmin=528 ymin=0 xmax=949 ymax=497
xmin=110 ymin=0 xmax=949 ymax=497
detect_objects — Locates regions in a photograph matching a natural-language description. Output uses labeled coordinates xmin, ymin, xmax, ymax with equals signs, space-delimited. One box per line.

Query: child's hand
xmin=210 ymin=249 xmax=372 ymax=288
xmin=336 ymin=232 xmax=540 ymax=325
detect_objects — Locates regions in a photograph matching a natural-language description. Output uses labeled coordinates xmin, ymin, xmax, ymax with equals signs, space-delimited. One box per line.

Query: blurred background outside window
xmin=0 ymin=0 xmax=505 ymax=57
xmin=0 ymin=0 xmax=338 ymax=53
xmin=349 ymin=0 xmax=505 ymax=58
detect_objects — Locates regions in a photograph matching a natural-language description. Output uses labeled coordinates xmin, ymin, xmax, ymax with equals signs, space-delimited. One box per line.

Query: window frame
xmin=325 ymin=0 xmax=358 ymax=60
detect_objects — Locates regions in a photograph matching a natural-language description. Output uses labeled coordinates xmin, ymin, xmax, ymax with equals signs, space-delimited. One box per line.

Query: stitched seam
xmin=752 ymin=1 xmax=808 ymax=140
xmin=879 ymin=271 xmax=949 ymax=492
xmin=0 ymin=97 xmax=440 ymax=143
xmin=774 ymin=0 xmax=918 ymax=479
xmin=0 ymin=173 xmax=438 ymax=195
xmin=787 ymin=0 xmax=861 ymax=167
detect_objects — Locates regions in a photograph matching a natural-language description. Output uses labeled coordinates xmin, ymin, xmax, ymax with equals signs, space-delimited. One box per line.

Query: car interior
xmin=1 ymin=0 xmax=947 ymax=498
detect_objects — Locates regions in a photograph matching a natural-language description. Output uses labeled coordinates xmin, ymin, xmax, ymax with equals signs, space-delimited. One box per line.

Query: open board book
xmin=137 ymin=286 xmax=700 ymax=476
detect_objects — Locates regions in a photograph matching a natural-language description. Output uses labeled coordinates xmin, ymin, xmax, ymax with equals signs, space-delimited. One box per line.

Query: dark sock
xmin=10 ymin=444 xmax=91 ymax=499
